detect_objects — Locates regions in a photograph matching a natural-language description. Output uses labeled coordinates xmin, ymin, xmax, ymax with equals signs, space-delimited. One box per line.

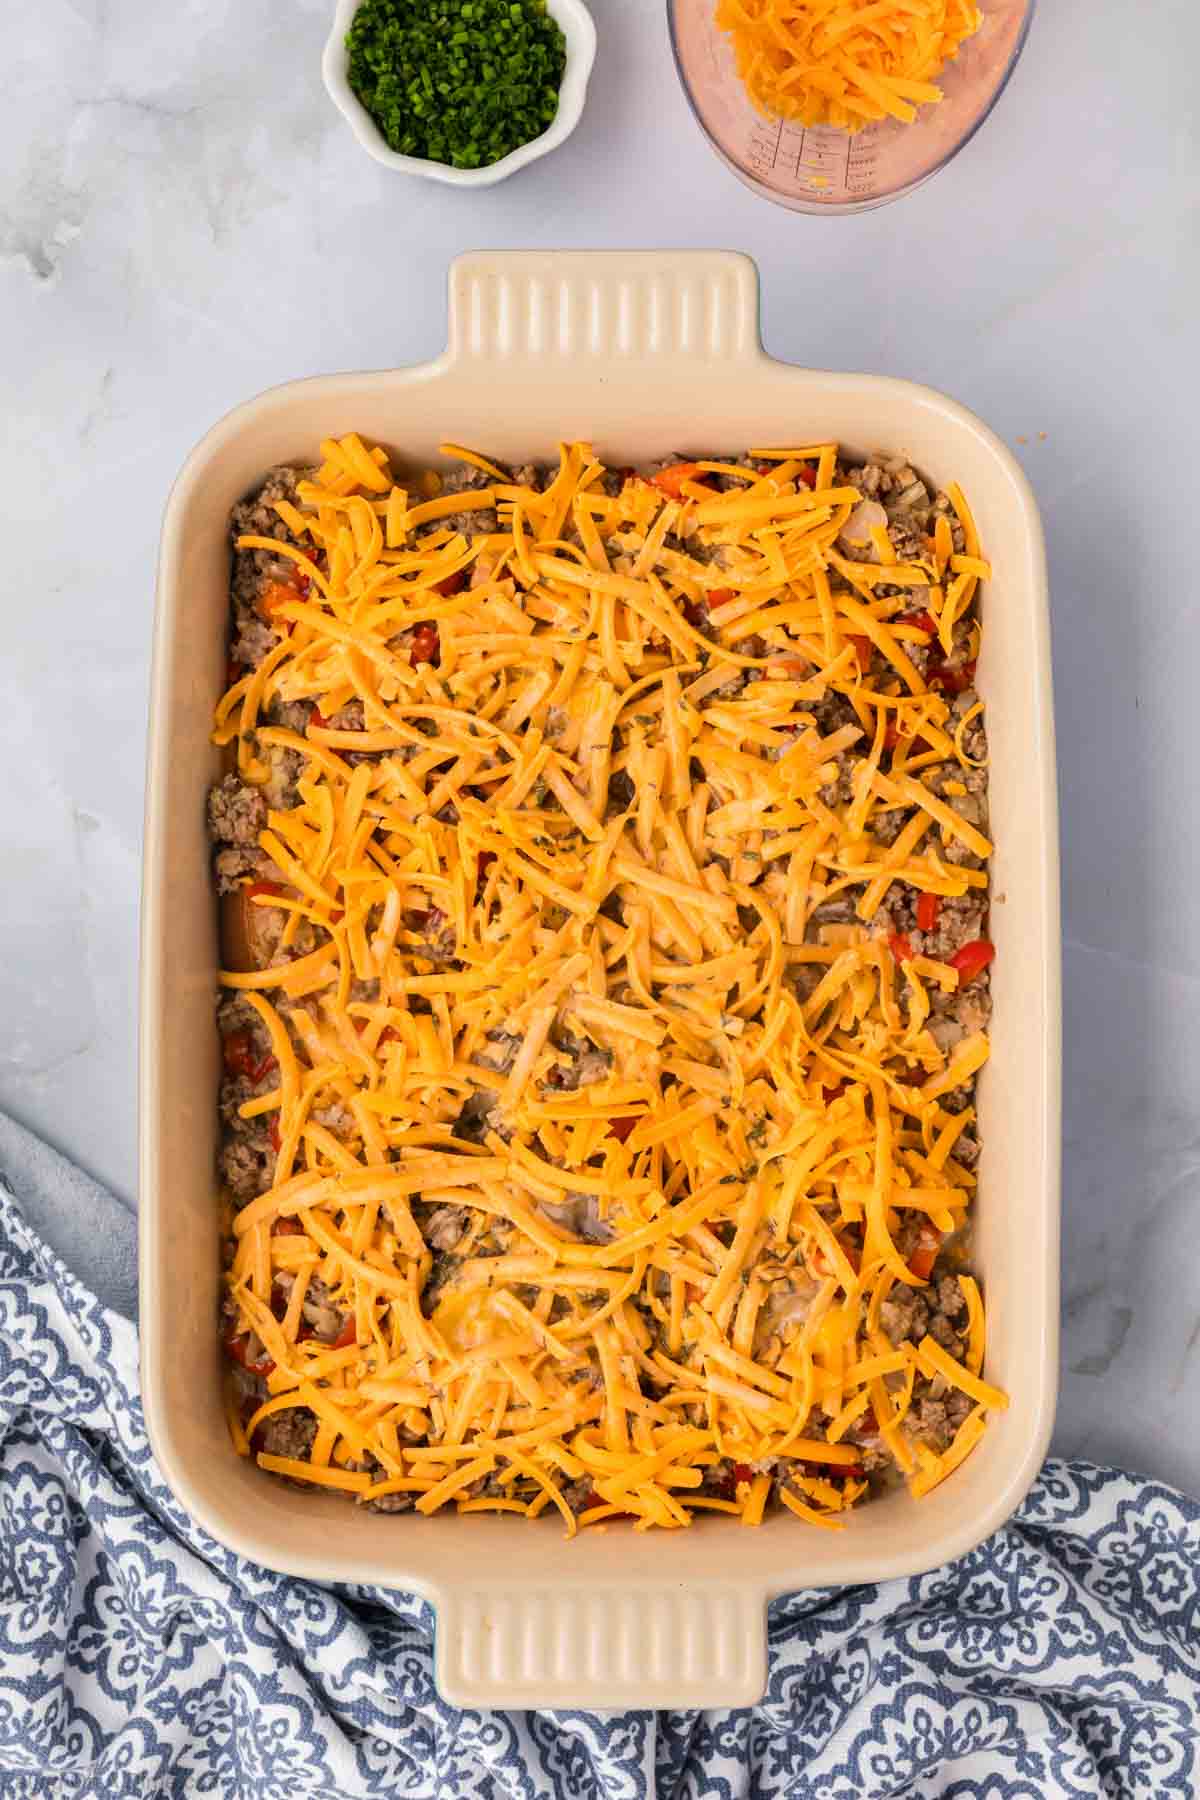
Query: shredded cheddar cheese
xmin=717 ymin=0 xmax=984 ymax=134
xmin=214 ymin=434 xmax=1000 ymax=1531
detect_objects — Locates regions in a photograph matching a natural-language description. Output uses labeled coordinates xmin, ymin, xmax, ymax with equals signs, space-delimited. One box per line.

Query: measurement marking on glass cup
xmin=745 ymin=113 xmax=783 ymax=174
xmin=791 ymin=125 xmax=844 ymax=193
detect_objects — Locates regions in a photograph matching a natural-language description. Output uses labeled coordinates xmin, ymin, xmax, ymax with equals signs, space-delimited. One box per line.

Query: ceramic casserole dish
xmin=140 ymin=250 xmax=1060 ymax=1709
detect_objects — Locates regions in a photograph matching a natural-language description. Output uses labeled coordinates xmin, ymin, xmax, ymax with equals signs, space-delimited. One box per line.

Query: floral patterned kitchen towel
xmin=1 ymin=1131 xmax=1198 ymax=1799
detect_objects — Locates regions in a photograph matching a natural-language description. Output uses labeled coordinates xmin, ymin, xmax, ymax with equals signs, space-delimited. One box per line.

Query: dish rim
xmin=139 ymin=249 xmax=1060 ymax=1707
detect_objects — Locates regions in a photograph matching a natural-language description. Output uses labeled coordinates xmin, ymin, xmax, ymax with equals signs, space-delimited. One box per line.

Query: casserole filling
xmin=210 ymin=436 xmax=1004 ymax=1529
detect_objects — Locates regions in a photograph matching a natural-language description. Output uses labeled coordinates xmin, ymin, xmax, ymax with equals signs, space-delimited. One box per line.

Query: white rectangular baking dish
xmin=140 ymin=250 xmax=1060 ymax=1710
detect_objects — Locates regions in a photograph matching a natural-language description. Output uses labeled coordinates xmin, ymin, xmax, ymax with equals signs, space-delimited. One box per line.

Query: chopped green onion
xmin=346 ymin=0 xmax=567 ymax=170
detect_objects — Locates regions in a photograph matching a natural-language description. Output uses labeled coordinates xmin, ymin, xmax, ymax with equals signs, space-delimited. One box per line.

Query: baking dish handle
xmin=434 ymin=1582 xmax=767 ymax=1709
xmin=445 ymin=250 xmax=763 ymax=374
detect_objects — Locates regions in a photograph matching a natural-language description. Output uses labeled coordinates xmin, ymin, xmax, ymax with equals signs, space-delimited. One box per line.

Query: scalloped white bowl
xmin=322 ymin=0 xmax=596 ymax=186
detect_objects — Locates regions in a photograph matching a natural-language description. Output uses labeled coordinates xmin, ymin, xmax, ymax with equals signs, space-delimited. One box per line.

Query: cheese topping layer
xmin=214 ymin=435 xmax=1003 ymax=1530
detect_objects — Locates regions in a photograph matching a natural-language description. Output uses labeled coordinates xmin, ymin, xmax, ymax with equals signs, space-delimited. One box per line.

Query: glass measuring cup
xmin=668 ymin=0 xmax=1035 ymax=214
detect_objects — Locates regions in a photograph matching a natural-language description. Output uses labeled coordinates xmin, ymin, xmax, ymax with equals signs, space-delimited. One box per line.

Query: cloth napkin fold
xmin=1 ymin=1117 xmax=1198 ymax=1799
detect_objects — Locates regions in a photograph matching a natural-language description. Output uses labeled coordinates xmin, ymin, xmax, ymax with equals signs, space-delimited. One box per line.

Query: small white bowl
xmin=322 ymin=0 xmax=596 ymax=187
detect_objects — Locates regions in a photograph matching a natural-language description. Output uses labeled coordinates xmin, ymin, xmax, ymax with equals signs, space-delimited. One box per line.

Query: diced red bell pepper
xmin=757 ymin=461 xmax=816 ymax=488
xmin=222 ymin=1031 xmax=257 ymax=1080
xmin=245 ymin=880 xmax=284 ymax=902
xmin=410 ymin=623 xmax=441 ymax=666
xmin=309 ymin=705 xmax=329 ymax=731
xmin=889 ymin=932 xmax=914 ymax=963
xmin=273 ymin=1217 xmax=304 ymax=1237
xmin=798 ymin=1455 xmax=864 ymax=1482
xmin=223 ymin=1330 xmax=274 ymax=1377
xmin=909 ymin=1220 xmax=943 ymax=1281
xmin=710 ymin=1460 xmax=752 ymax=1501
xmin=908 ymin=1245 xmax=939 ymax=1281
xmin=578 ymin=1488 xmax=635 ymax=1520
xmin=332 ymin=1317 xmax=358 ymax=1350
xmin=928 ymin=659 xmax=977 ymax=694
xmin=290 ymin=563 xmax=311 ymax=598
xmin=899 ymin=609 xmax=938 ymax=635
xmin=606 ymin=1117 xmax=637 ymax=1144
xmin=222 ymin=1035 xmax=278 ymax=1088
xmin=949 ymin=939 xmax=995 ymax=985
xmin=916 ymin=893 xmax=941 ymax=933
xmin=268 ymin=1116 xmax=282 ymax=1154
xmin=434 ymin=570 xmax=466 ymax=597
xmin=847 ymin=635 xmax=873 ymax=674
xmin=684 ymin=587 xmax=732 ymax=629
xmin=651 ymin=462 xmax=709 ymax=500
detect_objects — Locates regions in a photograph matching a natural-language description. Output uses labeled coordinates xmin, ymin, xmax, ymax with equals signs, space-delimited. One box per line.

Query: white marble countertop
xmin=4 ymin=0 xmax=1198 ymax=1490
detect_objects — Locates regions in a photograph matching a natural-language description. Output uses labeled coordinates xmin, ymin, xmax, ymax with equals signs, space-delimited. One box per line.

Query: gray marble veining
xmin=3 ymin=0 xmax=1198 ymax=1490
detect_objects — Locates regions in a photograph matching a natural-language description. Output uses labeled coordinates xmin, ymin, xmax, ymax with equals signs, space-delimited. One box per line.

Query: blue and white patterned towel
xmin=1 ymin=1120 xmax=1198 ymax=1798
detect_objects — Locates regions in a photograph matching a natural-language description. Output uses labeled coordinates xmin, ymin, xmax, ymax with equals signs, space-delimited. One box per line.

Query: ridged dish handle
xmin=435 ymin=1583 xmax=767 ymax=1709
xmin=445 ymin=251 xmax=762 ymax=372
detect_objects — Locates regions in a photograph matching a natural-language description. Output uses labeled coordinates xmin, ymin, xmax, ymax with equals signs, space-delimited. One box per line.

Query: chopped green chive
xmin=346 ymin=0 xmax=568 ymax=170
